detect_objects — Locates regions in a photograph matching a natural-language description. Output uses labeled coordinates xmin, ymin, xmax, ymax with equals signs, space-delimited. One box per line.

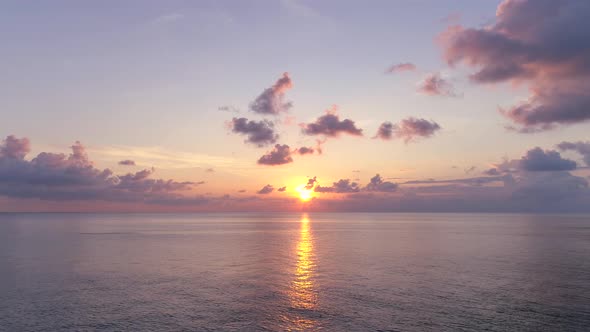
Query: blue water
xmin=1 ymin=213 xmax=590 ymax=331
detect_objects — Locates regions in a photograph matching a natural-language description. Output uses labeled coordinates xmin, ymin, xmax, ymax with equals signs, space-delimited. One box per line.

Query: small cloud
xmin=375 ymin=117 xmax=441 ymax=143
xmin=118 ymin=159 xmax=136 ymax=166
xmin=257 ymin=144 xmax=293 ymax=166
xmin=305 ymin=176 xmax=317 ymax=190
xmin=315 ymin=179 xmax=360 ymax=193
xmin=365 ymin=174 xmax=398 ymax=192
xmin=278 ymin=186 xmax=287 ymax=192
xmin=385 ymin=62 xmax=416 ymax=74
xmin=250 ymin=73 xmax=293 ymax=115
xmin=205 ymin=168 xmax=215 ymax=173
xmin=229 ymin=117 xmax=278 ymax=147
xmin=417 ymin=73 xmax=459 ymax=97
xmin=301 ymin=106 xmax=363 ymax=137
xmin=257 ymin=184 xmax=274 ymax=194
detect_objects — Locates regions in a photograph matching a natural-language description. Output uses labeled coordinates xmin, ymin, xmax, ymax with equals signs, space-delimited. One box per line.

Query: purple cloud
xmin=301 ymin=108 xmax=363 ymax=137
xmin=440 ymin=0 xmax=590 ymax=131
xmin=229 ymin=117 xmax=278 ymax=147
xmin=257 ymin=184 xmax=274 ymax=194
xmin=376 ymin=117 xmax=441 ymax=143
xmin=373 ymin=122 xmax=394 ymax=140
xmin=558 ymin=141 xmax=590 ymax=166
xmin=417 ymin=73 xmax=459 ymax=97
xmin=385 ymin=62 xmax=416 ymax=74
xmin=278 ymin=186 xmax=287 ymax=192
xmin=250 ymin=72 xmax=293 ymax=115
xmin=365 ymin=174 xmax=398 ymax=192
xmin=0 ymin=136 xmax=197 ymax=203
xmin=295 ymin=146 xmax=315 ymax=155
xmin=305 ymin=176 xmax=317 ymax=190
xmin=315 ymin=179 xmax=360 ymax=193
xmin=257 ymin=144 xmax=293 ymax=166
xmin=520 ymin=147 xmax=577 ymax=172
xmin=0 ymin=135 xmax=30 ymax=159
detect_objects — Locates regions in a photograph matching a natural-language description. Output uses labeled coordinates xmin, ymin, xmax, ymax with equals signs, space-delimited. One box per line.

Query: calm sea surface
xmin=1 ymin=213 xmax=590 ymax=331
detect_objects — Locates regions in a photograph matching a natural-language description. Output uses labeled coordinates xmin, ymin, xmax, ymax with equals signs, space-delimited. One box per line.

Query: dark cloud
xmin=257 ymin=144 xmax=293 ymax=166
xmin=365 ymin=174 xmax=398 ymax=192
xmin=295 ymin=146 xmax=315 ymax=155
xmin=558 ymin=141 xmax=590 ymax=166
xmin=257 ymin=184 xmax=274 ymax=194
xmin=0 ymin=136 xmax=197 ymax=203
xmin=520 ymin=147 xmax=577 ymax=172
xmin=305 ymin=176 xmax=317 ymax=190
xmin=417 ymin=73 xmax=459 ymax=97
xmin=385 ymin=62 xmax=416 ymax=74
xmin=278 ymin=186 xmax=287 ymax=192
xmin=377 ymin=117 xmax=441 ymax=143
xmin=315 ymin=179 xmax=360 ymax=193
xmin=440 ymin=0 xmax=590 ymax=131
xmin=229 ymin=117 xmax=278 ymax=147
xmin=301 ymin=108 xmax=363 ymax=137
xmin=373 ymin=122 xmax=394 ymax=140
xmin=250 ymin=72 xmax=293 ymax=115
xmin=118 ymin=159 xmax=136 ymax=166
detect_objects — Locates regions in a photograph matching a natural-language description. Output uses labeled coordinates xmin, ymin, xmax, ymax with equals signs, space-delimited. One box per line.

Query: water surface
xmin=1 ymin=213 xmax=589 ymax=331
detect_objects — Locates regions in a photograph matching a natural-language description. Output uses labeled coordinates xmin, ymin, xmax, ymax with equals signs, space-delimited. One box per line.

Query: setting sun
xmin=296 ymin=185 xmax=313 ymax=202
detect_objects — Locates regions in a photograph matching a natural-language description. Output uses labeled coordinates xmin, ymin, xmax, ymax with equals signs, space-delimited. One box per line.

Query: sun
xmin=296 ymin=185 xmax=313 ymax=202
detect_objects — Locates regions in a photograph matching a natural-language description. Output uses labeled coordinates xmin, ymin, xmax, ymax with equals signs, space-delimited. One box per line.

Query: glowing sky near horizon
xmin=1 ymin=0 xmax=590 ymax=212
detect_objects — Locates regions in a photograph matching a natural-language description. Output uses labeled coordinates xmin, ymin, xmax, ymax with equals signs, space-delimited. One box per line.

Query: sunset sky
xmin=1 ymin=0 xmax=590 ymax=212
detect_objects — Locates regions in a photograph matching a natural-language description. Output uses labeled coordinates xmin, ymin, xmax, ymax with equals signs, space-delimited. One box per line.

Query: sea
xmin=1 ymin=213 xmax=589 ymax=331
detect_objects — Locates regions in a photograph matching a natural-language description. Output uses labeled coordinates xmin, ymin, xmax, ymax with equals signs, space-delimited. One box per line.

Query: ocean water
xmin=1 ymin=213 xmax=590 ymax=331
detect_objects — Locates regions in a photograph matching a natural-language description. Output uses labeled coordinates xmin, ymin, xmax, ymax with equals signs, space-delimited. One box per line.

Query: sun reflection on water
xmin=285 ymin=213 xmax=318 ymax=329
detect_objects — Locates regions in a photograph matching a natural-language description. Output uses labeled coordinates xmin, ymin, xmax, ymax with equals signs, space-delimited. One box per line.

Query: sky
xmin=1 ymin=0 xmax=590 ymax=212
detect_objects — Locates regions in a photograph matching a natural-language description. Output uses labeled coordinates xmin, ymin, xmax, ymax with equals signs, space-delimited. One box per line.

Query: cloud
xmin=295 ymin=146 xmax=315 ymax=155
xmin=440 ymin=0 xmax=590 ymax=131
xmin=315 ymin=179 xmax=360 ymax=193
xmin=229 ymin=117 xmax=278 ymax=147
xmin=558 ymin=141 xmax=590 ymax=166
xmin=205 ymin=168 xmax=215 ymax=173
xmin=278 ymin=186 xmax=287 ymax=192
xmin=257 ymin=184 xmax=274 ymax=194
xmin=417 ymin=73 xmax=459 ymax=97
xmin=373 ymin=122 xmax=394 ymax=140
xmin=118 ymin=159 xmax=136 ymax=166
xmin=365 ymin=174 xmax=398 ymax=192
xmin=0 ymin=136 xmax=198 ymax=203
xmin=0 ymin=135 xmax=30 ymax=159
xmin=520 ymin=147 xmax=576 ymax=172
xmin=376 ymin=117 xmax=441 ymax=143
xmin=305 ymin=176 xmax=317 ymax=190
xmin=483 ymin=168 xmax=501 ymax=176
xmin=385 ymin=62 xmax=416 ymax=74
xmin=250 ymin=72 xmax=293 ymax=115
xmin=257 ymin=144 xmax=293 ymax=166
xmin=301 ymin=107 xmax=363 ymax=137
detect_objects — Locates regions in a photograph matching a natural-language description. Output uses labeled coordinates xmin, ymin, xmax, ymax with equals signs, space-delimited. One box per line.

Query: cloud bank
xmin=440 ymin=0 xmax=590 ymax=131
